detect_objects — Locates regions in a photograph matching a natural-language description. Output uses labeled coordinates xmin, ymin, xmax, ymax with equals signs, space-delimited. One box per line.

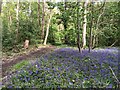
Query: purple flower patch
xmin=5 ymin=47 xmax=119 ymax=88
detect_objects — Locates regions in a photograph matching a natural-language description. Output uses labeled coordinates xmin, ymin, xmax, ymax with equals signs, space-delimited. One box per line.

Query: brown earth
xmin=2 ymin=45 xmax=56 ymax=79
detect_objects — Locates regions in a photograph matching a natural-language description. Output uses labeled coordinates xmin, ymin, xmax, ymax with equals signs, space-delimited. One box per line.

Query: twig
xmin=109 ymin=66 xmax=120 ymax=84
xmin=96 ymin=2 xmax=106 ymax=31
xmin=110 ymin=40 xmax=118 ymax=47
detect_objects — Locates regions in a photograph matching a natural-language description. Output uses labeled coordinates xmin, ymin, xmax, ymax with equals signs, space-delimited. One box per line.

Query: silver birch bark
xmin=82 ymin=0 xmax=89 ymax=48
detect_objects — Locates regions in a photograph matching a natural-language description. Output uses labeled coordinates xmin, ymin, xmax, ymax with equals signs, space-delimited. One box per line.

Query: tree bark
xmin=64 ymin=0 xmax=68 ymax=44
xmin=82 ymin=0 xmax=89 ymax=48
xmin=92 ymin=34 xmax=96 ymax=49
xmin=38 ymin=0 xmax=40 ymax=26
xmin=41 ymin=0 xmax=45 ymax=43
xmin=29 ymin=1 xmax=32 ymax=20
xmin=43 ymin=10 xmax=52 ymax=45
xmin=0 ymin=0 xmax=2 ymax=15
xmin=8 ymin=9 xmax=12 ymax=32
xmin=77 ymin=1 xmax=82 ymax=53
xmin=16 ymin=0 xmax=20 ymax=43
xmin=88 ymin=3 xmax=93 ymax=53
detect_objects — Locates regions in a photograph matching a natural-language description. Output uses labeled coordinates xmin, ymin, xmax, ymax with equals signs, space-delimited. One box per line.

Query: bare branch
xmin=96 ymin=2 xmax=106 ymax=31
xmin=109 ymin=66 xmax=120 ymax=84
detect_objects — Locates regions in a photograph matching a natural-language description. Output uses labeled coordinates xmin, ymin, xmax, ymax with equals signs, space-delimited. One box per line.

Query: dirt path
xmin=2 ymin=45 xmax=56 ymax=78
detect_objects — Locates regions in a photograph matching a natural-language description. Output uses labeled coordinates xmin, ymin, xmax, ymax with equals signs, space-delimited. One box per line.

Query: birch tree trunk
xmin=82 ymin=0 xmax=89 ymax=48
xmin=16 ymin=0 xmax=19 ymax=43
xmin=41 ymin=0 xmax=45 ymax=43
xmin=8 ymin=9 xmax=12 ymax=32
xmin=43 ymin=11 xmax=52 ymax=45
xmin=29 ymin=1 xmax=32 ymax=21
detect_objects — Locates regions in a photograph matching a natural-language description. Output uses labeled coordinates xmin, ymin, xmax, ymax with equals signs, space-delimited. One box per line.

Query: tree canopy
xmin=1 ymin=1 xmax=120 ymax=52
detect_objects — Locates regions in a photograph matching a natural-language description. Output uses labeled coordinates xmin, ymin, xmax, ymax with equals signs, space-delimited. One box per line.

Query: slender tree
xmin=44 ymin=7 xmax=57 ymax=45
xmin=77 ymin=1 xmax=82 ymax=53
xmin=41 ymin=0 xmax=45 ymax=43
xmin=38 ymin=0 xmax=40 ymax=26
xmin=8 ymin=5 xmax=12 ymax=32
xmin=64 ymin=0 xmax=68 ymax=44
xmin=16 ymin=0 xmax=20 ymax=43
xmin=82 ymin=0 xmax=89 ymax=48
xmin=88 ymin=2 xmax=93 ymax=53
xmin=0 ymin=0 xmax=2 ymax=15
xmin=118 ymin=1 xmax=120 ymax=47
xmin=0 ymin=0 xmax=2 ymax=55
xmin=43 ymin=10 xmax=52 ymax=45
xmin=95 ymin=1 xmax=106 ymax=48
xmin=29 ymin=1 xmax=32 ymax=21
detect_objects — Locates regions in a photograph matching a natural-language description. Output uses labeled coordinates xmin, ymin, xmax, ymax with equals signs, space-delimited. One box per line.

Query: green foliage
xmin=96 ymin=2 xmax=119 ymax=46
xmin=2 ymin=2 xmax=120 ymax=52
xmin=12 ymin=60 xmax=30 ymax=71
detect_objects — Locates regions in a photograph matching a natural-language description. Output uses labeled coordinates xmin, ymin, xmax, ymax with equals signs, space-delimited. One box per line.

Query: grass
xmin=11 ymin=60 xmax=30 ymax=71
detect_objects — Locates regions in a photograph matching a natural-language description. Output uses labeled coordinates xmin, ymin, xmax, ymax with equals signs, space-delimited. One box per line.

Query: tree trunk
xmin=82 ymin=0 xmax=89 ymax=48
xmin=29 ymin=1 xmax=32 ymax=20
xmin=8 ymin=10 xmax=12 ymax=32
xmin=64 ymin=0 xmax=68 ymax=44
xmin=92 ymin=34 xmax=96 ymax=49
xmin=15 ymin=0 xmax=20 ymax=43
xmin=41 ymin=0 xmax=45 ymax=43
xmin=43 ymin=11 xmax=52 ymax=45
xmin=38 ymin=0 xmax=40 ymax=26
xmin=89 ymin=3 xmax=93 ymax=53
xmin=0 ymin=0 xmax=2 ymax=15
xmin=24 ymin=40 xmax=29 ymax=49
xmin=77 ymin=1 xmax=82 ymax=53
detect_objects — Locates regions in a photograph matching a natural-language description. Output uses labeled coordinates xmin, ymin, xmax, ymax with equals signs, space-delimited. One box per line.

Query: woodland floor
xmin=1 ymin=46 xmax=119 ymax=88
xmin=2 ymin=45 xmax=56 ymax=80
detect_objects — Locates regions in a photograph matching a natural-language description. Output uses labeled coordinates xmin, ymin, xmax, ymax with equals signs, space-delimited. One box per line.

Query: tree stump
xmin=24 ymin=40 xmax=29 ymax=49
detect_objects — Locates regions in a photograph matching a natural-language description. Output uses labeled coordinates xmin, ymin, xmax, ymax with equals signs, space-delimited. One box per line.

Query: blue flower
xmin=8 ymin=85 xmax=13 ymax=88
xmin=36 ymin=70 xmax=39 ymax=74
xmin=24 ymin=76 xmax=28 ymax=82
xmin=6 ymin=47 xmax=119 ymax=88
xmin=28 ymin=77 xmax=30 ymax=81
xmin=29 ymin=70 xmax=33 ymax=75
xmin=20 ymin=77 xmax=23 ymax=81
xmin=107 ymin=84 xmax=112 ymax=88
